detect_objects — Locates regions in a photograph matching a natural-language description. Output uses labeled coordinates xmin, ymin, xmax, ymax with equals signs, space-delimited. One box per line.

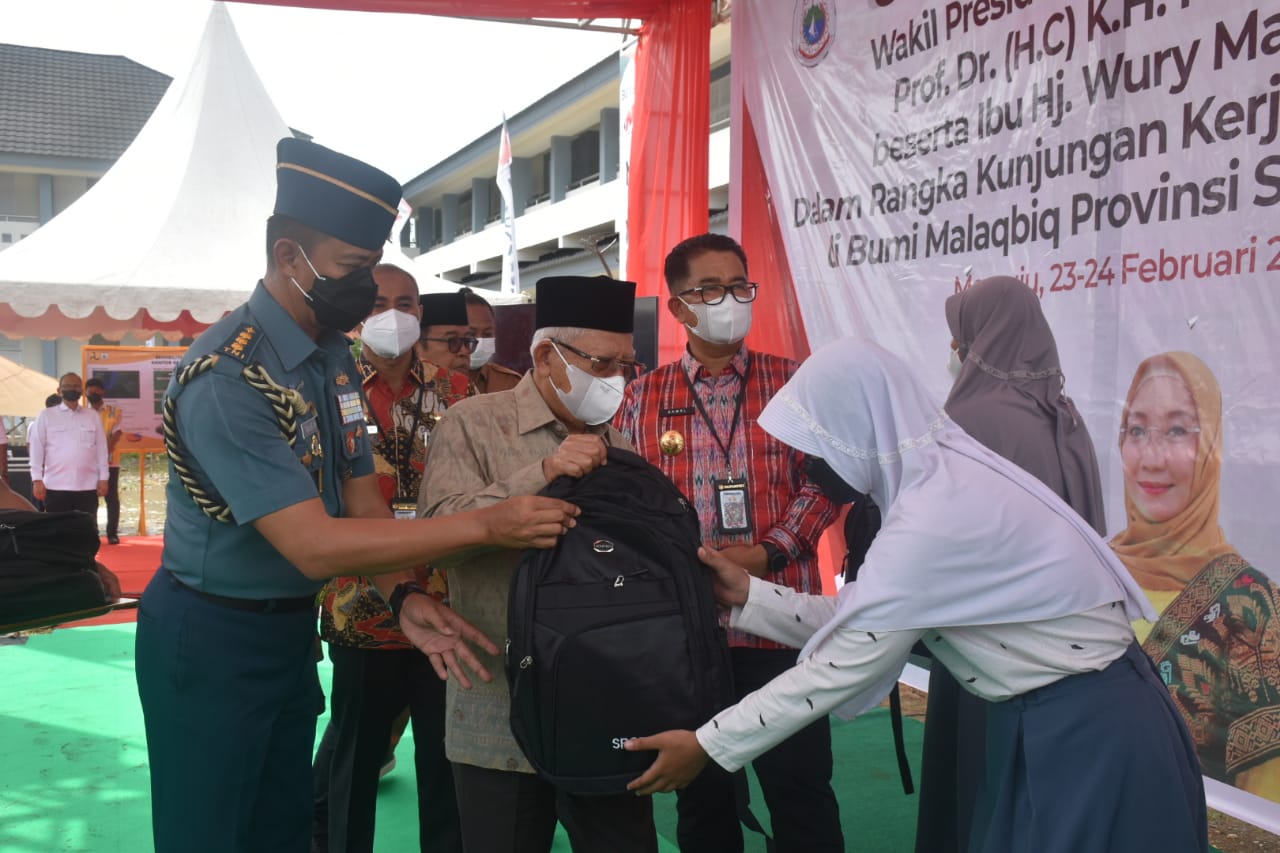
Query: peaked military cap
xmin=274 ymin=137 xmax=401 ymax=251
xmin=535 ymin=276 xmax=636 ymax=333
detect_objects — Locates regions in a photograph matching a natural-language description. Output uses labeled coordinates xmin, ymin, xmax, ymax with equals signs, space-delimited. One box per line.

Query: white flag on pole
xmin=496 ymin=117 xmax=521 ymax=296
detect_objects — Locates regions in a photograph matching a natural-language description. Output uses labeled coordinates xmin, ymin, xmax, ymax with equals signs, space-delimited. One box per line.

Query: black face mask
xmin=86 ymin=392 xmax=103 ymax=405
xmin=294 ymin=247 xmax=378 ymax=333
xmin=61 ymin=389 xmax=82 ymax=403
xmin=802 ymin=455 xmax=865 ymax=506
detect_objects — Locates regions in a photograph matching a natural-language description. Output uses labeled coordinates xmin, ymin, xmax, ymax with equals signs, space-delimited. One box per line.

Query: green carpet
xmin=0 ymin=625 xmax=926 ymax=852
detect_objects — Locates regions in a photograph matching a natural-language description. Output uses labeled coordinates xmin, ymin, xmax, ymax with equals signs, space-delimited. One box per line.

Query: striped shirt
xmin=615 ymin=345 xmax=839 ymax=650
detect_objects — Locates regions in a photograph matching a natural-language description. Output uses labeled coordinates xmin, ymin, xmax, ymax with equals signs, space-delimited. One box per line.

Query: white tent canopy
xmin=0 ymin=2 xmax=288 ymax=340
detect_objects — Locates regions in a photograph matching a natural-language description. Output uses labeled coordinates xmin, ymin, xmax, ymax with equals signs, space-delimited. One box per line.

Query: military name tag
xmin=391 ymin=500 xmax=417 ymax=521
xmin=336 ymin=391 xmax=364 ymax=425
xmin=660 ymin=407 xmax=696 ymax=418
xmin=299 ymin=416 xmax=321 ymax=458
xmin=714 ymin=478 xmax=752 ymax=535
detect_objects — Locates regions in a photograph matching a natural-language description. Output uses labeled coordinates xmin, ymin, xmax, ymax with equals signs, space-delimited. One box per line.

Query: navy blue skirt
xmin=970 ymin=643 xmax=1208 ymax=853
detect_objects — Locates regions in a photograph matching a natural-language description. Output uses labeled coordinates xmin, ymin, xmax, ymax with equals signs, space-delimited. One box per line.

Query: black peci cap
xmin=534 ymin=276 xmax=636 ymax=333
xmin=419 ymin=293 xmax=470 ymax=328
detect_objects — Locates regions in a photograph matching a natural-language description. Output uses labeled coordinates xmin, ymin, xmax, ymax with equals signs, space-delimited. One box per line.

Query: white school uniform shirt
xmin=29 ymin=402 xmax=109 ymax=490
xmin=696 ymin=577 xmax=1135 ymax=773
xmin=694 ymin=339 xmax=1153 ymax=773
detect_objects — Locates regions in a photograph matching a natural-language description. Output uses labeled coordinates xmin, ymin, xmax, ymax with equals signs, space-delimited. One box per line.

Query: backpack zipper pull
xmin=614 ymin=575 xmax=625 ymax=588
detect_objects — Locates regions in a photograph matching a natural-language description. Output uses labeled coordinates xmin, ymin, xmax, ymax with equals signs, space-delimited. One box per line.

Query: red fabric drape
xmin=735 ymin=103 xmax=809 ymax=363
xmin=730 ymin=94 xmax=842 ymax=593
xmin=229 ymin=1 xmax=663 ymax=17
xmin=625 ymin=0 xmax=710 ymax=365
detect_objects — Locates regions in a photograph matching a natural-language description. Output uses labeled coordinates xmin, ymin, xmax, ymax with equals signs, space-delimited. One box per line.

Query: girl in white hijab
xmin=625 ymin=340 xmax=1207 ymax=853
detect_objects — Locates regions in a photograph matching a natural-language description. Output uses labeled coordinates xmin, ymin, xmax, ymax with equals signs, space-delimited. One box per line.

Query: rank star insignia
xmin=335 ymin=372 xmax=350 ymax=386
xmin=659 ymin=430 xmax=685 ymax=456
xmin=221 ymin=325 xmax=257 ymax=358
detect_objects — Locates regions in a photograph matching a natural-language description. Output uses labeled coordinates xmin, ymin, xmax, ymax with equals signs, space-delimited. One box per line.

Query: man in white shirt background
xmin=29 ymin=372 xmax=109 ymax=520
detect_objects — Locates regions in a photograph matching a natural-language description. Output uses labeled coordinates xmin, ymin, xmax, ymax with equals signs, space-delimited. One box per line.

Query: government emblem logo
xmin=794 ymin=1 xmax=835 ymax=67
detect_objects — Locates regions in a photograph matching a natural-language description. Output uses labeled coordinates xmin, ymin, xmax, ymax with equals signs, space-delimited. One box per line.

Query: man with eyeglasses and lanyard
xmin=614 ymin=233 xmax=844 ymax=853
xmin=418 ymin=292 xmax=479 ymax=375
xmin=312 ymin=263 xmax=471 ymax=853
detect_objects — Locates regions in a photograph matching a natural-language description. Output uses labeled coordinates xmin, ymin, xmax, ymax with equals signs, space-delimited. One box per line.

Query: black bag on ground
xmin=508 ymin=447 xmax=733 ymax=795
xmin=0 ymin=509 xmax=107 ymax=625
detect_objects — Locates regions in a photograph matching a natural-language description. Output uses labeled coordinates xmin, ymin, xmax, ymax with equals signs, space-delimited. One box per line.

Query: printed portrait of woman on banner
xmin=1111 ymin=351 xmax=1280 ymax=801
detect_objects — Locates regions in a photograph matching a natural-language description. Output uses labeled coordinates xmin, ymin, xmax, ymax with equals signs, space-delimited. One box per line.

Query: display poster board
xmin=82 ymin=346 xmax=187 ymax=454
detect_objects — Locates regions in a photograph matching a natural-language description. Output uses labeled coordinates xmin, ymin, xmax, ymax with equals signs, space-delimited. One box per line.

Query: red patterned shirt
xmin=318 ymin=357 xmax=470 ymax=650
xmin=615 ymin=345 xmax=839 ymax=650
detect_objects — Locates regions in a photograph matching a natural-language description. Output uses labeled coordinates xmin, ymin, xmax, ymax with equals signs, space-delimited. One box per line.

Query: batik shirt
xmin=1142 ymin=552 xmax=1280 ymax=794
xmin=317 ymin=357 xmax=469 ymax=650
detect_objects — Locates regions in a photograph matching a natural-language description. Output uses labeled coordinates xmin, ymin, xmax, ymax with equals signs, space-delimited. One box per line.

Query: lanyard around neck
xmin=681 ymin=353 xmax=751 ymax=470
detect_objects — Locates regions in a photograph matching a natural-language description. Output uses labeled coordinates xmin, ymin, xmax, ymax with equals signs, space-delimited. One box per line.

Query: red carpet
xmin=74 ymin=536 xmax=163 ymax=627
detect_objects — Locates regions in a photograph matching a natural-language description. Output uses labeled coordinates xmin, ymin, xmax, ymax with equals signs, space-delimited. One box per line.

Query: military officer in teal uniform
xmin=135 ymin=138 xmax=578 ymax=853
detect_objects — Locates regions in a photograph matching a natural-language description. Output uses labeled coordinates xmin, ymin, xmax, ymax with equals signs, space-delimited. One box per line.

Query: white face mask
xmin=470 ymin=337 xmax=496 ymax=370
xmin=552 ymin=344 xmax=626 ymax=425
xmin=360 ymin=309 xmax=420 ymax=359
xmin=948 ymin=347 xmax=964 ymax=381
xmin=681 ymin=297 xmax=754 ymax=345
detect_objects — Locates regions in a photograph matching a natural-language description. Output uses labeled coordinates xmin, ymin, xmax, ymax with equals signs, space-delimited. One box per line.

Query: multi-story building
xmin=0 ymin=43 xmax=169 ymax=384
xmin=0 ymin=44 xmax=169 ymax=251
xmin=403 ymin=23 xmax=732 ymax=294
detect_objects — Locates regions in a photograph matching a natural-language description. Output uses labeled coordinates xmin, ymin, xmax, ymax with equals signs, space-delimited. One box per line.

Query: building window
xmin=530 ymin=152 xmax=551 ymax=205
xmin=570 ymin=128 xmax=600 ymax=188
xmin=710 ymin=61 xmax=731 ymax=130
xmin=1 ymin=234 xmax=11 ymax=244
xmin=456 ymin=192 xmax=473 ymax=236
xmin=487 ymin=178 xmax=503 ymax=223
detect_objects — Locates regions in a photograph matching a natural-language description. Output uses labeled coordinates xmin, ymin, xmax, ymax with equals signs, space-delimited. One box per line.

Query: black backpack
xmin=507 ymin=446 xmax=733 ymax=795
xmin=0 ymin=509 xmax=108 ymax=626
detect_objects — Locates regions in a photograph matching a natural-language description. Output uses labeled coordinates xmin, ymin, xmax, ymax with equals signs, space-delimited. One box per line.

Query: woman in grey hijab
xmin=916 ymin=275 xmax=1107 ymax=853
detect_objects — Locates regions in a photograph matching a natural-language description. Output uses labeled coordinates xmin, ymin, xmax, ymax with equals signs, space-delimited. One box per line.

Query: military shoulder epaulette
xmin=216 ymin=322 xmax=263 ymax=365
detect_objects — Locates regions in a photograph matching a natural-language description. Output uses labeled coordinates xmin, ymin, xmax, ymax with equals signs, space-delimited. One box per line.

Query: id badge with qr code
xmin=714 ymin=478 xmax=752 ymax=535
xmin=391 ymin=501 xmax=417 ymax=521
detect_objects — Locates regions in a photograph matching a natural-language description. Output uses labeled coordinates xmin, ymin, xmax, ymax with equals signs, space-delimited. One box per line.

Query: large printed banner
xmin=738 ymin=0 xmax=1280 ymax=818
xmin=81 ymin=346 xmax=187 ymax=455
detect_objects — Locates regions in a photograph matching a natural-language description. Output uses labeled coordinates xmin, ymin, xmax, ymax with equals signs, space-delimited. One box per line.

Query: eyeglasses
xmin=552 ymin=338 xmax=646 ymax=380
xmin=676 ymin=282 xmax=759 ymax=305
xmin=1121 ymin=424 xmax=1202 ymax=447
xmin=421 ymin=336 xmax=479 ymax=354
